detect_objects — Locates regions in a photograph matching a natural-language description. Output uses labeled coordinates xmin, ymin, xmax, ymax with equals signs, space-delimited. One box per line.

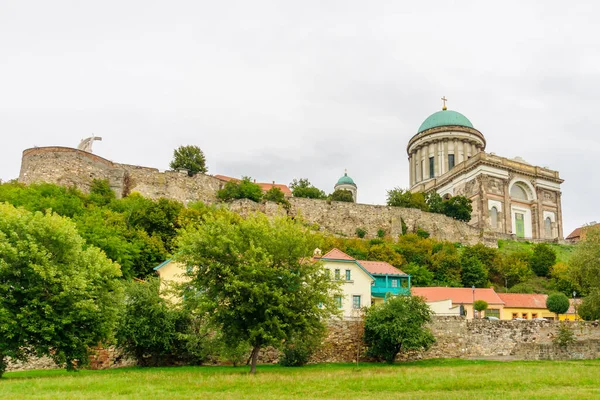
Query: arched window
xmin=545 ymin=217 xmax=552 ymax=238
xmin=510 ymin=184 xmax=529 ymax=201
xmin=490 ymin=207 xmax=498 ymax=228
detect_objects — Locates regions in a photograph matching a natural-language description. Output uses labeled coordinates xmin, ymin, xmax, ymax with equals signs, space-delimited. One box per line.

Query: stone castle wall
xmin=18 ymin=146 xmax=503 ymax=245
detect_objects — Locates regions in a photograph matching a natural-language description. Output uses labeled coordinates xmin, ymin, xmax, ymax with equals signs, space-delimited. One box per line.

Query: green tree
xmin=577 ymin=290 xmax=600 ymax=321
xmin=403 ymin=262 xmax=434 ymax=286
xmin=530 ymin=243 xmax=557 ymax=277
xmin=329 ymin=189 xmax=354 ymax=202
xmin=177 ymin=212 xmax=340 ymax=374
xmin=569 ymin=228 xmax=600 ymax=294
xmin=363 ymin=296 xmax=435 ymax=363
xmin=88 ymin=179 xmax=115 ymax=206
xmin=386 ymin=188 xmax=428 ymax=211
xmin=216 ymin=177 xmax=263 ymax=203
xmin=425 ymin=192 xmax=445 ymax=214
xmin=116 ymin=278 xmax=208 ymax=366
xmin=355 ymin=227 xmax=367 ymax=238
xmin=473 ymin=300 xmax=488 ymax=318
xmin=441 ymin=196 xmax=473 ymax=222
xmin=169 ymin=145 xmax=207 ymax=176
xmin=289 ymin=178 xmax=327 ymax=199
xmin=0 ymin=204 xmax=122 ymax=378
xmin=460 ymin=255 xmax=488 ymax=288
xmin=546 ymin=293 xmax=570 ymax=319
xmin=263 ymin=187 xmax=289 ymax=207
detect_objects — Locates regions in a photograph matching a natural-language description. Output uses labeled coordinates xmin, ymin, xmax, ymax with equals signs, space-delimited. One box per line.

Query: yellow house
xmin=498 ymin=293 xmax=563 ymax=320
xmin=153 ymin=259 xmax=189 ymax=303
xmin=559 ymin=299 xmax=581 ymax=321
xmin=411 ymin=287 xmax=504 ymax=319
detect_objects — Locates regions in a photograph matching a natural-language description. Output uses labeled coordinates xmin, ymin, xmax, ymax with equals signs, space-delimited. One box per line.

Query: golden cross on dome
xmin=441 ymin=96 xmax=448 ymax=110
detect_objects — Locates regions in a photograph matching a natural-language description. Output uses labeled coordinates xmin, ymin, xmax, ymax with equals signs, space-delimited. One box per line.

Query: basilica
xmin=408 ymin=100 xmax=564 ymax=240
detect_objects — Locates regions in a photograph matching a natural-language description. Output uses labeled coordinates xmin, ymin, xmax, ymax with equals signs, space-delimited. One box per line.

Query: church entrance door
xmin=515 ymin=213 xmax=525 ymax=238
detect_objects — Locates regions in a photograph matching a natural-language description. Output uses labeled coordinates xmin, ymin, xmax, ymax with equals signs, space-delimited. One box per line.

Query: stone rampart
xmin=18 ymin=146 xmax=501 ymax=245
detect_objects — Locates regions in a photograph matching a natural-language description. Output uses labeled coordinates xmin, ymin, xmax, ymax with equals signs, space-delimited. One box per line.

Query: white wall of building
xmin=322 ymin=260 xmax=373 ymax=318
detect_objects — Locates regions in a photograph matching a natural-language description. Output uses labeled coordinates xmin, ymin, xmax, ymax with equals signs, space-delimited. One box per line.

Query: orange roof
xmin=319 ymin=248 xmax=406 ymax=276
xmin=566 ymin=227 xmax=582 ymax=240
xmin=498 ymin=293 xmax=548 ymax=309
xmin=411 ymin=287 xmax=504 ymax=305
xmin=214 ymin=175 xmax=292 ymax=196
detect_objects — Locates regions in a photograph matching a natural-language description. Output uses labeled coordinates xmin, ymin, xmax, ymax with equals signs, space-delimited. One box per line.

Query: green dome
xmin=337 ymin=172 xmax=356 ymax=186
xmin=418 ymin=109 xmax=474 ymax=133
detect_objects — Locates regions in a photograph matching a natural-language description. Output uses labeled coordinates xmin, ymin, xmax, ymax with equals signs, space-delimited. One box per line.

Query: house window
xmin=391 ymin=279 xmax=398 ymax=288
xmin=545 ymin=217 xmax=552 ymax=238
xmin=522 ymin=313 xmax=528 ymax=319
xmin=334 ymin=295 xmax=342 ymax=309
xmin=448 ymin=154 xmax=455 ymax=170
xmin=486 ymin=309 xmax=500 ymax=318
xmin=345 ymin=270 xmax=351 ymax=281
xmin=352 ymin=295 xmax=361 ymax=309
xmin=512 ymin=313 xmax=518 ymax=319
xmin=532 ymin=313 xmax=538 ymax=319
xmin=429 ymin=157 xmax=435 ymax=179
xmin=334 ymin=269 xmax=340 ymax=280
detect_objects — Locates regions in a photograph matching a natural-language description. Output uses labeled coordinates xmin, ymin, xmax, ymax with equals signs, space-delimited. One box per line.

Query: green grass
xmin=3 ymin=359 xmax=600 ymax=399
xmin=498 ymin=240 xmax=575 ymax=263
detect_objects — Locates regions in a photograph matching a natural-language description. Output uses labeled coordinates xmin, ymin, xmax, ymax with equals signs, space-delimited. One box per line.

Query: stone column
xmin=409 ymin=154 xmax=414 ymax=186
xmin=434 ymin=141 xmax=440 ymax=178
xmin=556 ymin=191 xmax=564 ymax=239
xmin=471 ymin=143 xmax=476 ymax=158
xmin=536 ymin=188 xmax=544 ymax=239
xmin=503 ymin=182 xmax=511 ymax=234
xmin=415 ymin=147 xmax=421 ymax=183
xmin=424 ymin=143 xmax=430 ymax=180
xmin=443 ymin=139 xmax=449 ymax=174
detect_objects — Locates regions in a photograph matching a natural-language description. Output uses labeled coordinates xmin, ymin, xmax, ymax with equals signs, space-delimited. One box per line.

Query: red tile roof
xmin=566 ymin=227 xmax=582 ymax=240
xmin=411 ymin=287 xmax=504 ymax=305
xmin=497 ymin=293 xmax=548 ymax=309
xmin=358 ymin=260 xmax=407 ymax=276
xmin=214 ymin=175 xmax=292 ymax=196
xmin=320 ymin=248 xmax=355 ymax=261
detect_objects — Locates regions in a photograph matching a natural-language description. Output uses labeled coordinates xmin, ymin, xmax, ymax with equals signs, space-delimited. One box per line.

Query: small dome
xmin=336 ymin=172 xmax=356 ymax=186
xmin=418 ymin=109 xmax=474 ymax=133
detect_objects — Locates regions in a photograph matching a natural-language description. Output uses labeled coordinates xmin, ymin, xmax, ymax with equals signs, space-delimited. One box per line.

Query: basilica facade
xmin=408 ymin=103 xmax=564 ymax=240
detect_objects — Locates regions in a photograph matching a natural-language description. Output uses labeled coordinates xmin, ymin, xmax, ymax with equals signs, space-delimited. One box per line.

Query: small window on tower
xmin=429 ymin=157 xmax=435 ymax=179
xmin=448 ymin=154 xmax=455 ymax=170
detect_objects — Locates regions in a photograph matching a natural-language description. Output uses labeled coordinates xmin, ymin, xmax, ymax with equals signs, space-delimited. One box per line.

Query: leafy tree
xmin=0 ymin=182 xmax=85 ymax=217
xmin=355 ymin=227 xmax=367 ymax=238
xmin=546 ymin=293 xmax=570 ymax=319
xmin=460 ymin=255 xmax=488 ymax=288
xmin=263 ymin=187 xmax=289 ymax=207
xmin=494 ymin=253 xmax=532 ymax=289
xmin=569 ymin=228 xmax=600 ymax=294
xmin=289 ymin=178 xmax=327 ymax=199
xmin=473 ymin=300 xmax=488 ymax=318
xmin=441 ymin=196 xmax=472 ymax=222
xmin=553 ymin=323 xmax=575 ymax=347
xmin=216 ymin=177 xmax=263 ymax=203
xmin=549 ymin=262 xmax=576 ymax=296
xmin=330 ymin=189 xmax=354 ymax=202
xmin=363 ymin=296 xmax=435 ymax=363
xmin=88 ymin=179 xmax=115 ymax=206
xmin=279 ymin=329 xmax=324 ymax=367
xmin=116 ymin=278 xmax=208 ymax=366
xmin=386 ymin=188 xmax=428 ymax=211
xmin=0 ymin=204 xmax=122 ymax=378
xmin=577 ymin=290 xmax=600 ymax=321
xmin=530 ymin=243 xmax=557 ymax=277
xmin=403 ymin=262 xmax=434 ymax=286
xmin=177 ymin=212 xmax=341 ymax=374
xmin=169 ymin=145 xmax=207 ymax=176
xmin=425 ymin=192 xmax=445 ymax=214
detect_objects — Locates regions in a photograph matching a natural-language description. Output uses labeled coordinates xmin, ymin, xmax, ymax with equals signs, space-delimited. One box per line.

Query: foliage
xmin=289 ymin=178 xmax=327 ymax=199
xmin=577 ymin=290 xmax=600 ymax=321
xmin=416 ymin=228 xmax=430 ymax=239
xmin=169 ymin=145 xmax=207 ymax=176
xmin=88 ymin=179 xmax=116 ymax=206
xmin=263 ymin=187 xmax=289 ymax=207
xmin=0 ymin=181 xmax=85 ymax=217
xmin=178 ymin=211 xmax=341 ymax=373
xmin=0 ymin=204 xmax=122 ymax=377
xmin=441 ymin=196 xmax=472 ymax=222
xmin=329 ymin=189 xmax=354 ymax=202
xmin=569 ymin=228 xmax=600 ymax=294
xmin=216 ymin=177 xmax=263 ymax=203
xmin=116 ymin=278 xmax=208 ymax=366
xmin=546 ymin=293 xmax=570 ymax=317
xmin=355 ymin=227 xmax=367 ymax=238
xmin=401 ymin=218 xmax=408 ymax=235
xmin=279 ymin=332 xmax=323 ymax=367
xmin=364 ymin=296 xmax=435 ymax=363
xmin=377 ymin=228 xmax=386 ymax=238
xmin=460 ymin=256 xmax=488 ymax=288
xmin=553 ymin=323 xmax=575 ymax=348
xmin=530 ymin=243 xmax=557 ymax=277
xmin=386 ymin=188 xmax=428 ymax=211
xmin=473 ymin=300 xmax=488 ymax=313
xmin=403 ymin=262 xmax=434 ymax=286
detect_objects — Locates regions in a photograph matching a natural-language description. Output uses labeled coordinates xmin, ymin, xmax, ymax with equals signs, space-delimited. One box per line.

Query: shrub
xmin=263 ymin=187 xmax=290 ymax=208
xmin=416 ymin=228 xmax=430 ymax=239
xmin=578 ymin=290 xmax=600 ymax=321
xmin=355 ymin=227 xmax=367 ymax=238
xmin=279 ymin=339 xmax=316 ymax=367
xmin=400 ymin=218 xmax=408 ymax=235
xmin=553 ymin=323 xmax=575 ymax=347
xmin=546 ymin=293 xmax=570 ymax=319
xmin=289 ymin=178 xmax=327 ymax=199
xmin=330 ymin=189 xmax=354 ymax=202
xmin=377 ymin=228 xmax=386 ymax=238
xmin=530 ymin=243 xmax=557 ymax=277
xmin=216 ymin=177 xmax=263 ymax=203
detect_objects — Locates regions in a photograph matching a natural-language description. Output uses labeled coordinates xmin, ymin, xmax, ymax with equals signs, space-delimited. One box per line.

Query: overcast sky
xmin=1 ymin=1 xmax=598 ymax=236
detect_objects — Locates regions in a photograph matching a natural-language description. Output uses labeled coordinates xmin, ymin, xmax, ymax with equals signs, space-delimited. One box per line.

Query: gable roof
xmin=411 ymin=287 xmax=504 ymax=305
xmin=497 ymin=293 xmax=548 ymax=309
xmin=214 ymin=175 xmax=292 ymax=196
xmin=359 ymin=260 xmax=407 ymax=276
xmin=566 ymin=227 xmax=582 ymax=240
xmin=321 ymin=248 xmax=355 ymax=261
xmin=154 ymin=259 xmax=173 ymax=271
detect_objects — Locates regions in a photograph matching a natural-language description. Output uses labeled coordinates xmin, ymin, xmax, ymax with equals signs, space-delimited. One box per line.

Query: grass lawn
xmin=2 ymin=359 xmax=600 ymax=399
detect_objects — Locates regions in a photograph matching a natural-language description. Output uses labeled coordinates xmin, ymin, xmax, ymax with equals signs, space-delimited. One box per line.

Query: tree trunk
xmin=249 ymin=345 xmax=260 ymax=375
xmin=0 ymin=353 xmax=7 ymax=379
